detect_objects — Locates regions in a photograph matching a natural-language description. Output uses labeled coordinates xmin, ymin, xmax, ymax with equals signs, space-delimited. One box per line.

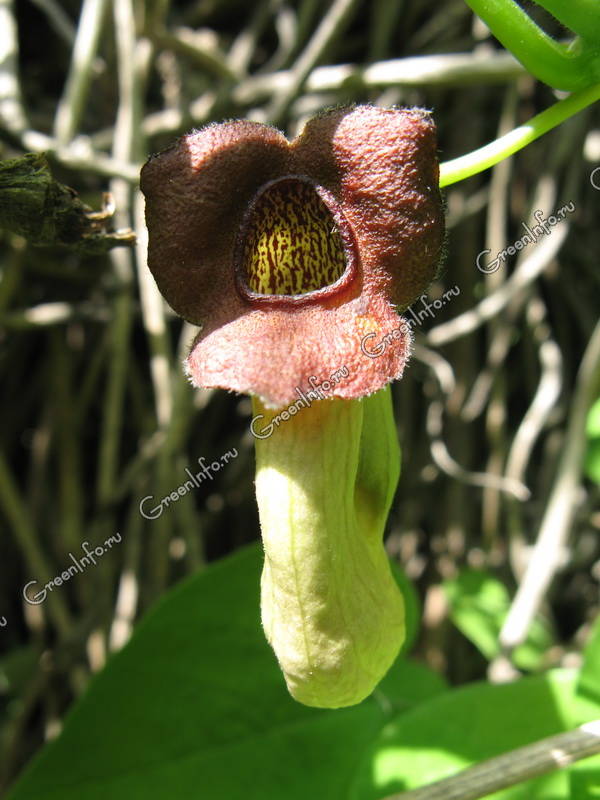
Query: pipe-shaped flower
xmin=141 ymin=105 xmax=444 ymax=409
xmin=141 ymin=106 xmax=444 ymax=708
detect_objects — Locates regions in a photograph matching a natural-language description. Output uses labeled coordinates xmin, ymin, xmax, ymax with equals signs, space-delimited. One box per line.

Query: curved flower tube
xmin=254 ymin=387 xmax=402 ymax=707
xmin=141 ymin=106 xmax=444 ymax=707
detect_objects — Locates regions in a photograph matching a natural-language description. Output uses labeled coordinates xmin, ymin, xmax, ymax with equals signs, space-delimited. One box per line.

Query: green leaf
xmin=578 ymin=616 xmax=600 ymax=707
xmin=444 ymin=569 xmax=507 ymax=659
xmin=570 ymin=621 xmax=600 ymax=800
xmin=569 ymin=761 xmax=600 ymax=799
xmin=350 ymin=669 xmax=600 ymax=800
xmin=585 ymin=398 xmax=600 ymax=484
xmin=375 ymin=659 xmax=446 ymax=714
xmin=7 ymin=543 xmax=443 ymax=800
xmin=444 ymin=569 xmax=553 ymax=670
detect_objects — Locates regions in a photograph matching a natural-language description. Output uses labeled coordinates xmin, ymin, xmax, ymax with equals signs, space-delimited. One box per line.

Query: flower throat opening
xmin=241 ymin=178 xmax=347 ymax=296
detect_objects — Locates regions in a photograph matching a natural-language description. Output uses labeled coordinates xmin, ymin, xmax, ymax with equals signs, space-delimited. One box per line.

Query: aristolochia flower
xmin=141 ymin=106 xmax=444 ymax=708
xmin=141 ymin=106 xmax=443 ymax=408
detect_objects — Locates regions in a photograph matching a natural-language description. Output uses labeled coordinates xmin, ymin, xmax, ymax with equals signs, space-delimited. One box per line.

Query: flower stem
xmin=439 ymin=82 xmax=600 ymax=188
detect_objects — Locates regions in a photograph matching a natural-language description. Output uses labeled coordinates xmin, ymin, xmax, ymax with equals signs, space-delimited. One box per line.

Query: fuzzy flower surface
xmin=141 ymin=105 xmax=444 ymax=408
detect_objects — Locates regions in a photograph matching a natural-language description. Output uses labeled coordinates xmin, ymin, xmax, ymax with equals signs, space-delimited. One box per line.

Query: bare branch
xmin=387 ymin=721 xmax=600 ymax=800
xmin=500 ymin=319 xmax=600 ymax=649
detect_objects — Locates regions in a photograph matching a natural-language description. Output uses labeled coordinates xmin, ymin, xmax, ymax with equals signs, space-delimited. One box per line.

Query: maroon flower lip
xmin=140 ymin=105 xmax=445 ymax=409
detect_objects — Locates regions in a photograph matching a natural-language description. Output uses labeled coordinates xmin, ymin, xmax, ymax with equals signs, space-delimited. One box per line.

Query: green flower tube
xmin=254 ymin=387 xmax=402 ymax=707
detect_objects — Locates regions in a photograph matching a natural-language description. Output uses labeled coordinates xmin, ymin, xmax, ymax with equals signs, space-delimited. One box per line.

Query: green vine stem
xmin=534 ymin=0 xmax=600 ymax=42
xmin=439 ymin=82 xmax=600 ymax=188
xmin=463 ymin=0 xmax=600 ymax=90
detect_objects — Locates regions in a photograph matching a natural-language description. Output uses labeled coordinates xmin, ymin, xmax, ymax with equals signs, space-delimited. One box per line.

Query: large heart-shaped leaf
xmin=7 ymin=543 xmax=444 ymax=800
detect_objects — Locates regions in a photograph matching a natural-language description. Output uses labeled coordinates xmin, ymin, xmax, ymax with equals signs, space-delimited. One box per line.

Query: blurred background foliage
xmin=0 ymin=0 xmax=599 ymax=796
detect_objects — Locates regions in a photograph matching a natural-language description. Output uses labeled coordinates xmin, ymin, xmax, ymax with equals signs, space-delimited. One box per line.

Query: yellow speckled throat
xmin=242 ymin=178 xmax=347 ymax=296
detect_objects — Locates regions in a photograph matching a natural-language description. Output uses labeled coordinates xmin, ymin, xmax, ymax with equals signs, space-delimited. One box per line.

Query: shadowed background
xmin=0 ymin=0 xmax=599 ymax=793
